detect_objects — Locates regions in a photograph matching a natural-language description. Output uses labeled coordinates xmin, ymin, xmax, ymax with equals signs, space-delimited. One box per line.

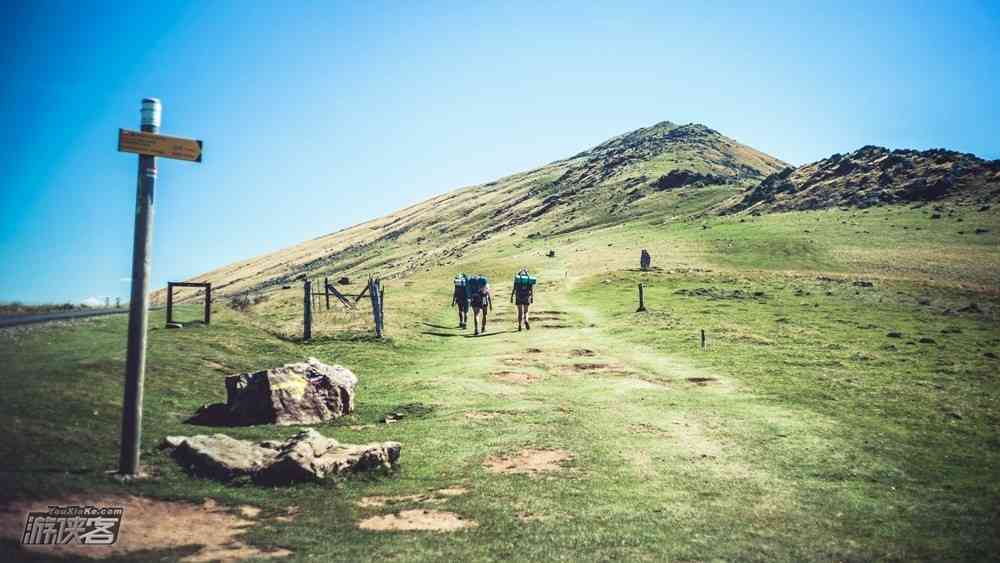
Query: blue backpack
xmin=468 ymin=275 xmax=488 ymax=294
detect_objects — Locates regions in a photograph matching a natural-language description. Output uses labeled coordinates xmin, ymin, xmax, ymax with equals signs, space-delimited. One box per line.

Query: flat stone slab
xmin=161 ymin=429 xmax=400 ymax=485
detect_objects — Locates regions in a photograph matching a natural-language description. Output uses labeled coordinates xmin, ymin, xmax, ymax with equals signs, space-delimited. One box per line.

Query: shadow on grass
xmin=0 ymin=467 xmax=94 ymax=475
xmin=421 ymin=329 xmax=514 ymax=338
xmin=420 ymin=322 xmax=461 ymax=330
xmin=464 ymin=330 xmax=515 ymax=338
xmin=0 ymin=537 xmax=204 ymax=562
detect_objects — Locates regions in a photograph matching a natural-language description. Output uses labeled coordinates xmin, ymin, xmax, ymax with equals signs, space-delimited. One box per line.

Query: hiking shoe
xmin=525 ymin=320 xmax=531 ymax=330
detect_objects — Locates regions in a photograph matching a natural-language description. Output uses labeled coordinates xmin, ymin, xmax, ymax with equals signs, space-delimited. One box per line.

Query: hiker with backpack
xmin=452 ymin=273 xmax=470 ymax=329
xmin=510 ymin=268 xmax=536 ymax=331
xmin=467 ymin=274 xmax=492 ymax=336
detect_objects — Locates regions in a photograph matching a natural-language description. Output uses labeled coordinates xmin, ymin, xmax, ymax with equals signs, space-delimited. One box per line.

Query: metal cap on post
xmin=141 ymin=98 xmax=161 ymax=130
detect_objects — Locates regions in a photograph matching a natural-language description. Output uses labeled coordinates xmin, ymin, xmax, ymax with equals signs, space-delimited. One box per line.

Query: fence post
xmin=166 ymin=283 xmax=174 ymax=324
xmin=636 ymin=283 xmax=646 ymax=312
xmin=379 ymin=285 xmax=386 ymax=329
xmin=700 ymin=329 xmax=706 ymax=350
xmin=204 ymin=283 xmax=212 ymax=325
xmin=325 ymin=276 xmax=330 ymax=310
xmin=370 ymin=278 xmax=383 ymax=338
xmin=303 ymin=280 xmax=312 ymax=341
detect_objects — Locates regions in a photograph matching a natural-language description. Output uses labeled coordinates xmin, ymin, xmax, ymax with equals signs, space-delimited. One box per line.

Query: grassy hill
xmin=155 ymin=121 xmax=787 ymax=305
xmin=3 ymin=121 xmax=998 ymax=561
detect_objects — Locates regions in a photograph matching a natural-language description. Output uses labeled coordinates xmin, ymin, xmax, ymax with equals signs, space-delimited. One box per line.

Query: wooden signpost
xmin=117 ymin=98 xmax=202 ymax=478
xmin=118 ymin=129 xmax=203 ymax=162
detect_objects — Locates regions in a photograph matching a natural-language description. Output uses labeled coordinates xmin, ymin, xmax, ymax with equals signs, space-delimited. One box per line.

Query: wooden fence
xmin=302 ymin=275 xmax=384 ymax=341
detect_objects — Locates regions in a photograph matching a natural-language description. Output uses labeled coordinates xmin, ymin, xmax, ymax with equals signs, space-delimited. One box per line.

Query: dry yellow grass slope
xmin=154 ymin=121 xmax=787 ymax=304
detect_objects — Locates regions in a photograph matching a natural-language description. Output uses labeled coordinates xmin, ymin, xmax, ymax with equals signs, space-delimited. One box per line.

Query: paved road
xmin=0 ymin=308 xmax=132 ymax=328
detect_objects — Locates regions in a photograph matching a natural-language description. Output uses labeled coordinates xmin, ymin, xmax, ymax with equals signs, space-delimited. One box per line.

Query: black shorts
xmin=456 ymin=299 xmax=469 ymax=312
xmin=471 ymin=294 xmax=486 ymax=309
xmin=515 ymin=295 xmax=531 ymax=306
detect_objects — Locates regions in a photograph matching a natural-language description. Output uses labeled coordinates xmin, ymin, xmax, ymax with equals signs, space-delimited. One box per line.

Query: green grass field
xmin=1 ymin=204 xmax=998 ymax=561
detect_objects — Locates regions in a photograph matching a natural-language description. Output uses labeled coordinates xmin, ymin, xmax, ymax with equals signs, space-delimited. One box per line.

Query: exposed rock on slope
xmin=725 ymin=146 xmax=1000 ymax=213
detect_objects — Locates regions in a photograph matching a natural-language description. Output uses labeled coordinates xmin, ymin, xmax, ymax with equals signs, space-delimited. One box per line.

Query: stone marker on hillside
xmin=161 ymin=429 xmax=401 ymax=485
xmin=188 ymin=357 xmax=357 ymax=426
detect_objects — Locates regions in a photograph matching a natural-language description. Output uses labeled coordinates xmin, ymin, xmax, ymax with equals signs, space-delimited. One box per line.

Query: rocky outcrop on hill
xmin=553 ymin=122 xmax=787 ymax=191
xmin=161 ymin=429 xmax=401 ymax=485
xmin=188 ymin=358 xmax=357 ymax=426
xmin=651 ymin=169 xmax=733 ymax=190
xmin=725 ymin=146 xmax=1000 ymax=213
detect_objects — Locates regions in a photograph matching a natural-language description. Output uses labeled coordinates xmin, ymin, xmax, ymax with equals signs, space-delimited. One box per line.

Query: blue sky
xmin=1 ymin=0 xmax=997 ymax=304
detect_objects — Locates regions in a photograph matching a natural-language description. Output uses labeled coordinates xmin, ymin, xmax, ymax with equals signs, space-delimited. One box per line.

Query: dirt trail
xmin=426 ymin=263 xmax=743 ymax=476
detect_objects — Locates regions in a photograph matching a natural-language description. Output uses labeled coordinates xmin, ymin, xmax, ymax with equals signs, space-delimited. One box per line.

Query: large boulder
xmin=191 ymin=357 xmax=357 ymax=426
xmin=161 ymin=429 xmax=401 ymax=485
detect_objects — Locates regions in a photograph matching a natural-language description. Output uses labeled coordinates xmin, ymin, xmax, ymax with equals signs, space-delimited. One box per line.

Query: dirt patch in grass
xmin=526 ymin=347 xmax=544 ymax=353
xmin=465 ymin=411 xmax=500 ymax=420
xmin=629 ymin=423 xmax=669 ymax=435
xmin=574 ymin=363 xmax=610 ymax=371
xmin=516 ymin=511 xmax=549 ymax=522
xmin=484 ymin=448 xmax=573 ymax=475
xmin=356 ymin=487 xmax=467 ymax=509
xmin=357 ymin=509 xmax=477 ymax=532
xmin=570 ymin=349 xmax=596 ymax=356
xmin=0 ymin=495 xmax=291 ymax=562
xmin=435 ymin=487 xmax=468 ymax=497
xmin=542 ymin=324 xmax=572 ymax=329
xmin=203 ymin=358 xmax=230 ymax=372
xmin=687 ymin=377 xmax=718 ymax=385
xmin=238 ymin=505 xmax=262 ymax=518
xmin=274 ymin=506 xmax=300 ymax=523
xmin=356 ymin=494 xmax=441 ymax=508
xmin=492 ymin=371 xmax=541 ymax=384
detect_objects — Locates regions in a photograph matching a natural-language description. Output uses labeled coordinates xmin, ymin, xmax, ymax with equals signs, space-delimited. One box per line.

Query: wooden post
xmin=204 ymin=283 xmax=212 ymax=325
xmin=700 ymin=329 xmax=706 ymax=350
xmin=165 ymin=282 xmax=174 ymax=324
xmin=303 ymin=280 xmax=312 ymax=341
xmin=379 ymin=285 xmax=386 ymax=329
xmin=370 ymin=278 xmax=382 ymax=338
xmin=324 ymin=276 xmax=330 ymax=311
xmin=636 ymin=283 xmax=646 ymax=312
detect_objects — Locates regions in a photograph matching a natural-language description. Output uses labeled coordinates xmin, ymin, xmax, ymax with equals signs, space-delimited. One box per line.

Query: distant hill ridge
xmin=724 ymin=145 xmax=1000 ymax=214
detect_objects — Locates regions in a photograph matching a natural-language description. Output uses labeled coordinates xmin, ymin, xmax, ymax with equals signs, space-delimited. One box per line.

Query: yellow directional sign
xmin=118 ymin=129 xmax=203 ymax=162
